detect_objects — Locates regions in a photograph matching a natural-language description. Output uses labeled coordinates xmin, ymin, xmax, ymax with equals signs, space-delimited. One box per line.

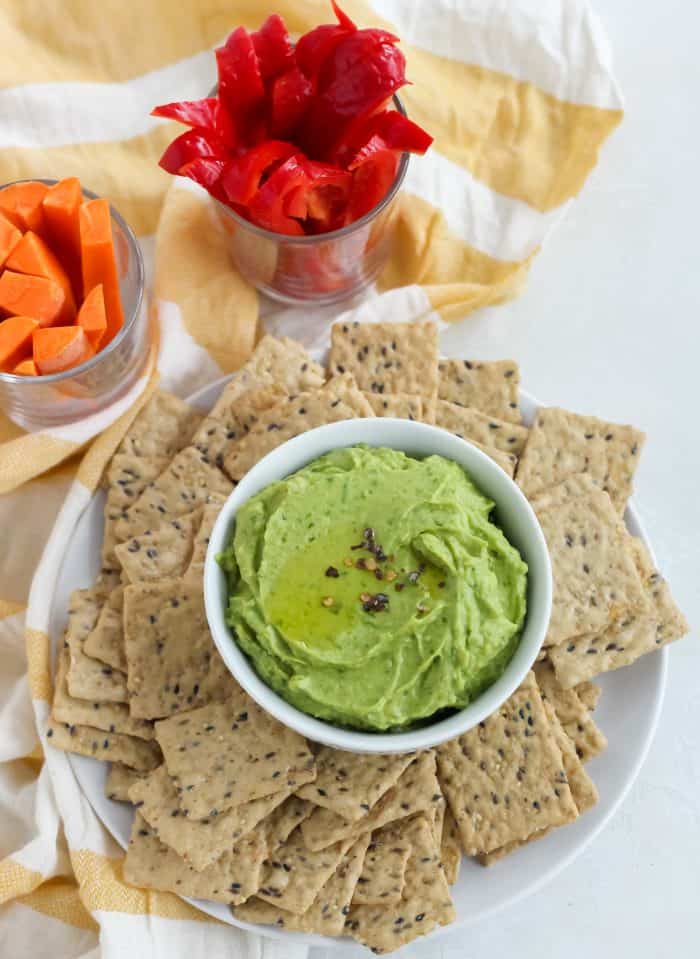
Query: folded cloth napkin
xmin=0 ymin=0 xmax=622 ymax=955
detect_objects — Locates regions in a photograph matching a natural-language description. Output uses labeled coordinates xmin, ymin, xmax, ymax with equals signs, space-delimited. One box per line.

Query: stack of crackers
xmin=47 ymin=321 xmax=688 ymax=954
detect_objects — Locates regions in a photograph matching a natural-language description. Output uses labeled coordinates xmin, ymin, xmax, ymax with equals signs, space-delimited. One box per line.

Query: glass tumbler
xmin=212 ymin=97 xmax=410 ymax=306
xmin=0 ymin=180 xmax=150 ymax=432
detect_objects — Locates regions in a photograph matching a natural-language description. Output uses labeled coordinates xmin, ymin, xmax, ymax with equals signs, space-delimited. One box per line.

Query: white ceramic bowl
xmin=204 ymin=418 xmax=552 ymax=754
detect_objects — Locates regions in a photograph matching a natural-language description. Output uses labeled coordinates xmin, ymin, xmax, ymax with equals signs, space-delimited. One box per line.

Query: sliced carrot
xmin=12 ymin=357 xmax=38 ymax=376
xmin=33 ymin=325 xmax=92 ymax=375
xmin=42 ymin=177 xmax=83 ymax=300
xmin=77 ymin=283 xmax=107 ymax=349
xmin=0 ymin=316 xmax=39 ymax=371
xmin=80 ymin=199 xmax=124 ymax=347
xmin=0 ymin=213 xmax=22 ymax=269
xmin=7 ymin=231 xmax=77 ymax=319
xmin=0 ymin=181 xmax=48 ymax=233
xmin=0 ymin=271 xmax=70 ymax=328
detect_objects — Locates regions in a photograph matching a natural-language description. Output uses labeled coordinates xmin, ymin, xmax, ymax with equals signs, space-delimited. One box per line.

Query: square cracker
xmin=265 ymin=796 xmax=315 ymax=851
xmin=438 ymin=358 xmax=522 ymax=423
xmin=300 ymin=752 xmax=442 ymax=852
xmin=128 ymin=765 xmax=293 ymax=872
xmin=223 ymin=388 xmax=359 ymax=482
xmin=65 ymin=588 xmax=128 ymax=703
xmin=329 ymin=320 xmax=439 ymax=399
xmin=192 ymin=384 xmax=288 ymax=469
xmin=84 ymin=586 xmax=126 ymax=673
xmin=206 ymin=336 xmax=325 ymax=423
xmin=235 ymin=834 xmax=371 ymax=936
xmin=116 ymin=390 xmax=201 ymax=459
xmin=123 ymin=581 xmax=235 ymax=719
xmin=155 ymin=693 xmax=315 ymax=819
xmin=53 ymin=646 xmax=153 ymax=741
xmin=534 ymin=660 xmax=607 ymax=763
xmin=115 ymin=510 xmax=201 ymax=584
xmin=549 ymin=565 xmax=689 ymax=689
xmin=427 ymin=401 xmax=517 ymax=476
xmin=363 ymin=391 xmax=423 ymax=420
xmin=479 ymin=699 xmax=598 ymax=865
xmin=296 ymin=749 xmax=416 ymax=822
xmin=106 ymin=763 xmax=147 ymax=802
xmin=440 ymin=808 xmax=462 ymax=885
xmin=184 ymin=503 xmax=223 ymax=583
xmin=536 ymin=488 xmax=649 ymax=647
xmin=257 ymin=828 xmax=354 ymax=915
xmin=433 ymin=399 xmax=528 ymax=456
xmin=124 ymin=813 xmax=266 ymax=905
xmin=515 ymin=406 xmax=645 ymax=513
xmin=575 ymin=681 xmax=602 ymax=712
xmin=352 ymin=824 xmax=411 ymax=905
xmin=115 ymin=447 xmax=233 ymax=542
xmin=436 ymin=671 xmax=578 ymax=856
xmin=101 ymin=455 xmax=170 ymax=569
xmin=46 ymin=719 xmax=161 ymax=772
xmin=192 ymin=335 xmax=324 ymax=467
xmin=346 ymin=815 xmax=455 ymax=954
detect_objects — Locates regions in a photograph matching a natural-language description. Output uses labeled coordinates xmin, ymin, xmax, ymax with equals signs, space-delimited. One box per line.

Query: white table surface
xmin=310 ymin=1 xmax=700 ymax=956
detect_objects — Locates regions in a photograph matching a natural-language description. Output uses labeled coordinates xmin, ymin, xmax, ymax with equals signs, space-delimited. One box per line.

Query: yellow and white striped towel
xmin=0 ymin=1 xmax=622 ymax=955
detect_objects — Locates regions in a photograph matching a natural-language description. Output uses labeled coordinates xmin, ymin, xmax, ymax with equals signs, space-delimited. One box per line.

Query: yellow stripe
xmin=1 ymin=0 xmax=619 ymax=214
xmin=76 ymin=366 xmax=158 ymax=493
xmin=154 ymin=188 xmax=259 ymax=372
xmin=379 ymin=192 xmax=531 ymax=317
xmin=26 ymin=627 xmax=52 ymax=702
xmin=0 ymin=599 xmax=25 ymax=619
xmin=71 ymin=849 xmax=221 ymax=923
xmin=0 ymin=127 xmax=175 ymax=237
xmin=0 ymin=859 xmax=43 ymax=905
xmin=0 ymin=433 xmax=79 ymax=497
xmin=17 ymin=877 xmax=99 ymax=932
xmin=402 ymin=59 xmax=622 ymax=212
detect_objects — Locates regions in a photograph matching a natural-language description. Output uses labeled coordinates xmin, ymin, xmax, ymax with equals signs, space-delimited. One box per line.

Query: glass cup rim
xmin=0 ymin=178 xmax=145 ymax=386
xmin=209 ymin=91 xmax=411 ymax=246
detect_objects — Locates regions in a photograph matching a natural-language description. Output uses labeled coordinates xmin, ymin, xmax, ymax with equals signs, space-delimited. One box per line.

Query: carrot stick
xmin=77 ymin=283 xmax=107 ymax=349
xmin=33 ymin=325 xmax=92 ymax=374
xmin=0 ymin=213 xmax=22 ymax=269
xmin=0 ymin=271 xmax=70 ymax=328
xmin=12 ymin=357 xmax=38 ymax=376
xmin=7 ymin=231 xmax=77 ymax=319
xmin=79 ymin=199 xmax=124 ymax=346
xmin=0 ymin=316 xmax=39 ymax=371
xmin=42 ymin=177 xmax=83 ymax=300
xmin=0 ymin=181 xmax=48 ymax=233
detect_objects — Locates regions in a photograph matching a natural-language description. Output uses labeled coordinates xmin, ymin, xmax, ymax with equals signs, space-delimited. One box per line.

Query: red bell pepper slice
xmin=346 ymin=146 xmax=399 ymax=222
xmin=332 ymin=108 xmax=433 ymax=165
xmin=158 ymin=129 xmax=224 ymax=175
xmin=282 ymin=160 xmax=352 ymax=230
xmin=331 ymin=1 xmax=357 ymax=31
xmin=247 ymin=156 xmax=308 ymax=235
xmin=252 ymin=14 xmax=294 ymax=81
xmin=221 ymin=140 xmax=296 ymax=205
xmin=295 ymin=25 xmax=351 ymax=85
xmin=216 ymin=28 xmax=265 ymax=139
xmin=271 ymin=67 xmax=314 ymax=137
xmin=152 ymin=97 xmax=237 ymax=150
xmin=317 ymin=28 xmax=401 ymax=92
xmin=179 ymin=158 xmax=227 ymax=200
xmin=301 ymin=42 xmax=407 ymax=158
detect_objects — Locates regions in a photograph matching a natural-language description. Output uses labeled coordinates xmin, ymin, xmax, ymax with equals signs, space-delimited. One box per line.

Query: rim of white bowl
xmin=204 ymin=418 xmax=552 ymax=754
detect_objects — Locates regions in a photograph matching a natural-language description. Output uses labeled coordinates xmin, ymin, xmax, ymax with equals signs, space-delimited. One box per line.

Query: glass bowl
xmin=0 ymin=179 xmax=150 ymax=431
xmin=211 ymin=95 xmax=410 ymax=306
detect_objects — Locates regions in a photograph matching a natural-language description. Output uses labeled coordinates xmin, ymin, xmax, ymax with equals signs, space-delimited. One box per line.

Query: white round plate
xmin=49 ymin=372 xmax=666 ymax=951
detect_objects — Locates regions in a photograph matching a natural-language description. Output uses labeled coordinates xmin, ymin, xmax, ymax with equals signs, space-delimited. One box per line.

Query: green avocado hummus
xmin=218 ymin=446 xmax=527 ymax=732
